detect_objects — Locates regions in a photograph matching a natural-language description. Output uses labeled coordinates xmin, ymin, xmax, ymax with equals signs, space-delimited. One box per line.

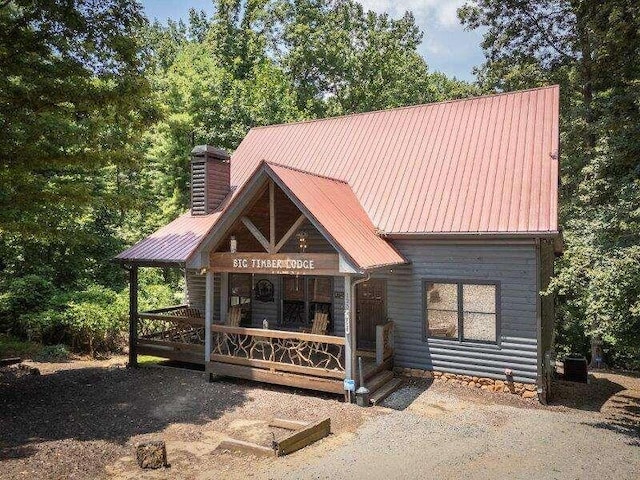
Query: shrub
xmin=550 ymin=244 xmax=640 ymax=369
xmin=21 ymin=285 xmax=129 ymax=355
xmin=0 ymin=275 xmax=55 ymax=335
xmin=59 ymin=286 xmax=129 ymax=354
xmin=35 ymin=344 xmax=70 ymax=362
xmin=1 ymin=267 xmax=183 ymax=357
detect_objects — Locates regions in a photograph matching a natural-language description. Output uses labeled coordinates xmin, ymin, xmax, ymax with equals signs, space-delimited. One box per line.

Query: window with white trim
xmin=424 ymin=281 xmax=499 ymax=344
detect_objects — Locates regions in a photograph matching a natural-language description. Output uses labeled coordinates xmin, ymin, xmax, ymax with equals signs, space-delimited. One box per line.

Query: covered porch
xmin=120 ymin=158 xmax=404 ymax=397
xmin=130 ymin=279 xmax=395 ymax=396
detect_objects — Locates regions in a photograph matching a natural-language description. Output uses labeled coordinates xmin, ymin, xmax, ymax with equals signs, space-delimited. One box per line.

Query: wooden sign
xmin=210 ymin=252 xmax=340 ymax=275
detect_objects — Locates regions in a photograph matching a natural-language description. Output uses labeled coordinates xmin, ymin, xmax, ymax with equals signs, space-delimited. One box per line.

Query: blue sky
xmin=140 ymin=0 xmax=485 ymax=81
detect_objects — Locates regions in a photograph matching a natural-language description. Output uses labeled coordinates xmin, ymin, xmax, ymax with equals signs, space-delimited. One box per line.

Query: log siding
xmin=373 ymin=240 xmax=539 ymax=383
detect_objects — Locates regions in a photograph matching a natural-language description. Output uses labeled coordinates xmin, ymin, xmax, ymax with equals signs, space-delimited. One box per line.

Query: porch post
xmin=205 ymin=270 xmax=214 ymax=365
xmin=128 ymin=265 xmax=138 ymax=368
xmin=220 ymin=272 xmax=228 ymax=322
xmin=344 ymin=274 xmax=357 ymax=384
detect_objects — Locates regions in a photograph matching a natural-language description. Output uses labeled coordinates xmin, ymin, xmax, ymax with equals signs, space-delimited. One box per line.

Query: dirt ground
xmin=1 ymin=357 xmax=638 ymax=480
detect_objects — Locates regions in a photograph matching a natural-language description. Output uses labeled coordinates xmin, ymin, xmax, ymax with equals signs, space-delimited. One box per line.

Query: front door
xmin=356 ymin=278 xmax=387 ymax=350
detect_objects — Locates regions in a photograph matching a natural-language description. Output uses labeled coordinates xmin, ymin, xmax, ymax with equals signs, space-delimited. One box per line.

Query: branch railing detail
xmin=210 ymin=325 xmax=345 ymax=379
xmin=137 ymin=304 xmax=205 ymax=345
xmin=376 ymin=320 xmax=394 ymax=365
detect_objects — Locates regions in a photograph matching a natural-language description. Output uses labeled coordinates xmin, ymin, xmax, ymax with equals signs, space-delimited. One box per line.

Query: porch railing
xmin=375 ymin=320 xmax=394 ymax=365
xmin=136 ymin=305 xmax=205 ymax=363
xmin=137 ymin=304 xmax=205 ymax=344
xmin=209 ymin=324 xmax=346 ymax=379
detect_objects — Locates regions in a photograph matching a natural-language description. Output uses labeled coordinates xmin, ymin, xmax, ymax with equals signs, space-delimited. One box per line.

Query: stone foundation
xmin=394 ymin=367 xmax=538 ymax=400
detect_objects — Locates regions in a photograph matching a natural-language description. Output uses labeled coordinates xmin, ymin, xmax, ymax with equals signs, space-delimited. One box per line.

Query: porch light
xmin=230 ymin=235 xmax=237 ymax=253
xmin=297 ymin=230 xmax=308 ymax=253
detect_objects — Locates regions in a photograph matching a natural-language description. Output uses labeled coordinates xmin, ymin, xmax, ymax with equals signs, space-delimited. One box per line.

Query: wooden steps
xmin=366 ymin=370 xmax=394 ymax=392
xmin=363 ymin=369 xmax=402 ymax=406
xmin=369 ymin=378 xmax=403 ymax=405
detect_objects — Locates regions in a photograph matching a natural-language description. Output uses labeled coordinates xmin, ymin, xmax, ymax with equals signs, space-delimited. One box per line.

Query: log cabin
xmin=116 ymin=86 xmax=560 ymax=403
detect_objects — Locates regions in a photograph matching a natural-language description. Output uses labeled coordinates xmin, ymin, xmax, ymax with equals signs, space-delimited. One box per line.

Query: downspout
xmin=535 ymin=238 xmax=543 ymax=397
xmin=351 ymin=272 xmax=371 ymax=293
xmin=349 ymin=272 xmax=371 ymax=387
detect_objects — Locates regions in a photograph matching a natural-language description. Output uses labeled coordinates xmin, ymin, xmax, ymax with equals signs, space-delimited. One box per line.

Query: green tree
xmin=272 ymin=0 xmax=478 ymax=116
xmin=139 ymin=16 xmax=301 ymax=227
xmin=0 ymin=0 xmax=159 ymax=353
xmin=0 ymin=0 xmax=155 ymax=241
xmin=460 ymin=0 xmax=640 ymax=367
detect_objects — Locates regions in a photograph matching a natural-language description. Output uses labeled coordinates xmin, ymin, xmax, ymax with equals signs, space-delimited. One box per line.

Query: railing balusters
xmin=209 ymin=325 xmax=345 ymax=379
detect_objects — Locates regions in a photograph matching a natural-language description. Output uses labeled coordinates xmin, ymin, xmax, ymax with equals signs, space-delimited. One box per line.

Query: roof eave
xmin=263 ymin=162 xmax=409 ymax=271
xmin=112 ymin=257 xmax=187 ymax=268
xmin=385 ymin=231 xmax=560 ymax=240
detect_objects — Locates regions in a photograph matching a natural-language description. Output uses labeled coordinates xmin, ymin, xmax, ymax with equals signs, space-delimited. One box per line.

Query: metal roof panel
xmin=232 ymin=86 xmax=559 ymax=234
xmin=116 ymin=87 xmax=559 ymax=264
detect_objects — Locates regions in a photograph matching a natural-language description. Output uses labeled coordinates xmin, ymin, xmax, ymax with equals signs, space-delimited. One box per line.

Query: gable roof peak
xmin=262 ymin=160 xmax=350 ymax=185
xmin=249 ymin=85 xmax=560 ymax=132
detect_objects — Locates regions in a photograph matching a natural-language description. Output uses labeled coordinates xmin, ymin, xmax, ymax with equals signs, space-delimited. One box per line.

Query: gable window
xmin=424 ymin=281 xmax=499 ymax=344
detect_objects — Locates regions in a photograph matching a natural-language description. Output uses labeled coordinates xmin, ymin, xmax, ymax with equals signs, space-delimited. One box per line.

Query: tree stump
xmin=136 ymin=441 xmax=169 ymax=469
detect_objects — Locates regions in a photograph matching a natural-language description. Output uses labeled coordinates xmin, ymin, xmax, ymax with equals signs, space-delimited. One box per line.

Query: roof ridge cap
xmin=265 ymin=161 xmax=350 ymax=185
xmin=248 ymin=85 xmax=559 ymax=131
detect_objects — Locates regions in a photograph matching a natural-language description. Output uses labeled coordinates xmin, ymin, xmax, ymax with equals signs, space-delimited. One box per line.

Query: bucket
xmin=355 ymin=387 xmax=370 ymax=407
xmin=355 ymin=357 xmax=370 ymax=407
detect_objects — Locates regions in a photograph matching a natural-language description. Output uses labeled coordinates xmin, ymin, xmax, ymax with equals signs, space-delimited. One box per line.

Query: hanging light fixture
xmin=297 ymin=230 xmax=308 ymax=253
xmin=230 ymin=235 xmax=237 ymax=253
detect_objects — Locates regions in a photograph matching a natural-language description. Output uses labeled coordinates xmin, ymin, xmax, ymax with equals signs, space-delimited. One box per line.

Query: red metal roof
xmin=232 ymin=86 xmax=559 ymax=234
xmin=115 ymin=212 xmax=222 ymax=264
xmin=266 ymin=163 xmax=406 ymax=269
xmin=117 ymin=86 xmax=559 ymax=265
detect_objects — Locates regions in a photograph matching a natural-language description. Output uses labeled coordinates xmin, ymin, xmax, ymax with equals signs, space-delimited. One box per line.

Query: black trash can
xmin=563 ymin=356 xmax=588 ymax=383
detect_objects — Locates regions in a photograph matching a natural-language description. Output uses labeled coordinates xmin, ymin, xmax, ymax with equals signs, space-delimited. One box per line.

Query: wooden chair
xmin=162 ymin=306 xmax=204 ymax=343
xmin=214 ymin=305 xmax=244 ymax=356
xmin=227 ymin=305 xmax=242 ymax=327
xmin=173 ymin=306 xmax=202 ymax=318
xmin=301 ymin=311 xmax=329 ymax=335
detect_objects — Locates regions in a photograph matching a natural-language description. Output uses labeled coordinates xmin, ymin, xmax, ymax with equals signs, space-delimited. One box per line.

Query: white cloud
xmin=435 ymin=0 xmax=466 ymax=28
xmin=423 ymin=38 xmax=447 ymax=56
xmin=359 ymin=0 xmax=466 ymax=30
xmin=357 ymin=0 xmax=484 ymax=80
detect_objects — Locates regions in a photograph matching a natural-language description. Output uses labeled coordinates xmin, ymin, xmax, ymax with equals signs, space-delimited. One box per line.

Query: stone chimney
xmin=190 ymin=145 xmax=231 ymax=215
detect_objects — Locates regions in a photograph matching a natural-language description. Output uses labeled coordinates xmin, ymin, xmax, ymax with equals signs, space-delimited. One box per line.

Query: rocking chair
xmin=301 ymin=311 xmax=329 ymax=335
xmin=227 ymin=304 xmax=243 ymax=327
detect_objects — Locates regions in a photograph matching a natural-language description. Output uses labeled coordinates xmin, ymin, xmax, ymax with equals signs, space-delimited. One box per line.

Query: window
xmin=229 ymin=273 xmax=252 ymax=326
xmin=425 ymin=282 xmax=458 ymax=339
xmin=282 ymin=276 xmax=333 ymax=329
xmin=462 ymin=284 xmax=497 ymax=342
xmin=424 ymin=281 xmax=499 ymax=344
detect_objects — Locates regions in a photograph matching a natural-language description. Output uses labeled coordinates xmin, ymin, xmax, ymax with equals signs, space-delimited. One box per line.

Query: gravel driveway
xmin=270 ymin=376 xmax=640 ymax=480
xmin=1 ymin=358 xmax=638 ymax=480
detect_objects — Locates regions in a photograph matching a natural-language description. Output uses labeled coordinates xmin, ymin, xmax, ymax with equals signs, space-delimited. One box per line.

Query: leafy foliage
xmin=35 ymin=344 xmax=70 ymax=362
xmin=0 ymin=0 xmax=477 ymax=357
xmin=0 ymin=0 xmax=155 ymax=241
xmin=461 ymin=0 xmax=640 ymax=366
